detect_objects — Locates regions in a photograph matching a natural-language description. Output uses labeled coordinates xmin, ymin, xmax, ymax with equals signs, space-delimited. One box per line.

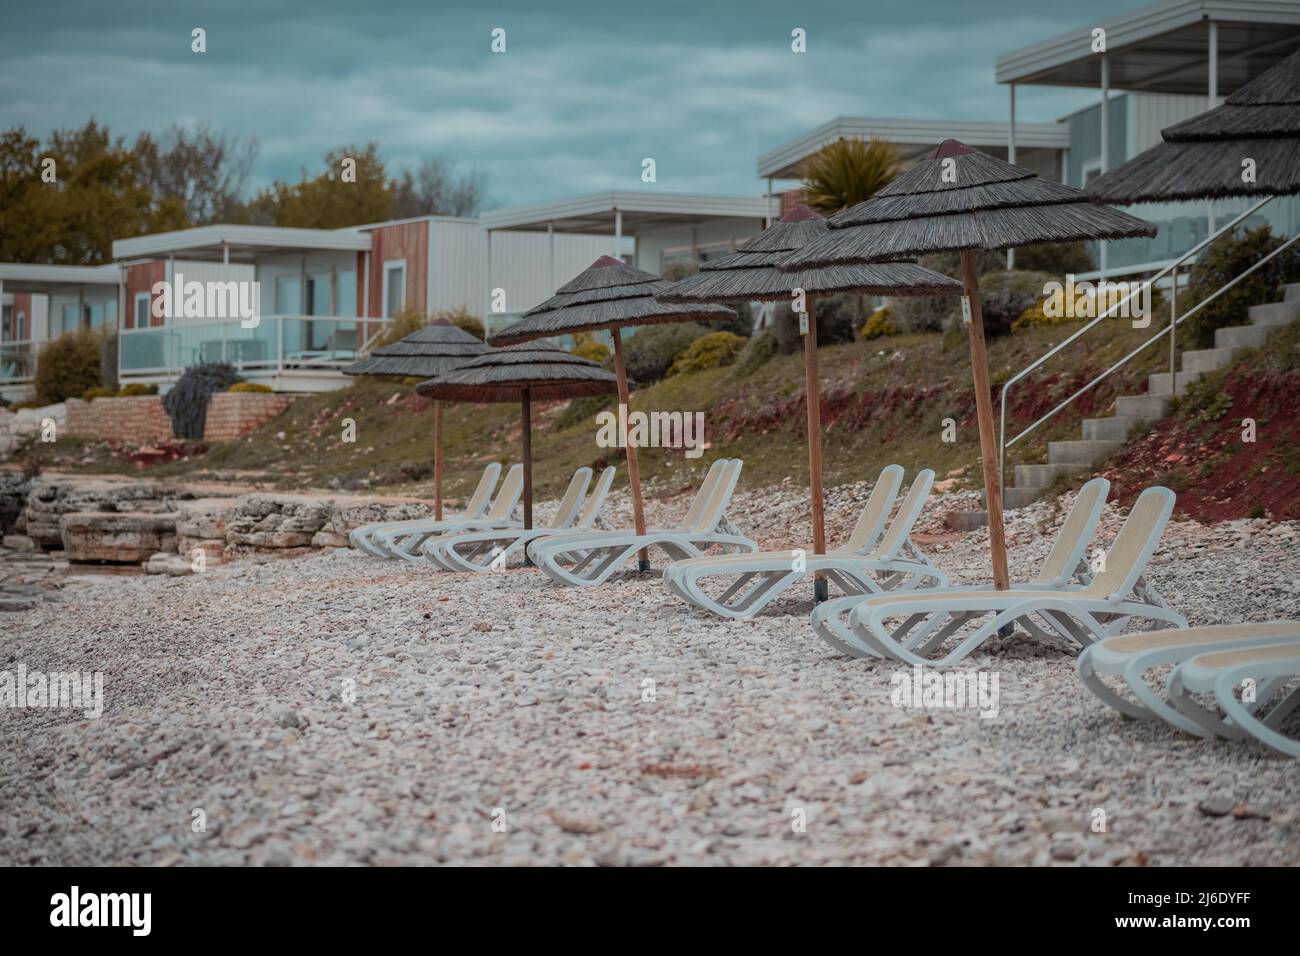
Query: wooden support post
xmin=960 ymin=250 xmax=1010 ymax=591
xmin=610 ymin=328 xmax=649 ymax=572
xmin=433 ymin=399 xmax=444 ymax=521
xmin=805 ymin=300 xmax=828 ymax=603
xmin=521 ymin=387 xmax=533 ymax=532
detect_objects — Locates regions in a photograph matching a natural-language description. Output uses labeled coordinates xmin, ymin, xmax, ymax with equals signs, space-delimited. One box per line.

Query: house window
xmin=383 ymin=261 xmax=406 ymax=318
xmin=336 ymin=270 xmax=356 ymax=319
xmin=62 ymin=303 xmax=78 ymax=334
xmin=306 ymin=272 xmax=332 ymax=316
xmin=1 ymin=305 xmax=10 ymax=341
xmin=135 ymin=292 xmax=151 ymax=328
xmin=276 ymin=275 xmax=302 ymax=315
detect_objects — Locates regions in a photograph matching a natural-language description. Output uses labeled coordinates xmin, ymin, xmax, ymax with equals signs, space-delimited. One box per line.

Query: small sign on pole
xmin=961 ymin=296 xmax=973 ymax=327
xmin=799 ymin=311 xmax=809 ymax=335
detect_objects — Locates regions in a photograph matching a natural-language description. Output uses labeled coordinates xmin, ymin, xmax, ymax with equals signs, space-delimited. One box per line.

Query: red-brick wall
xmin=365 ymin=221 xmax=427 ymax=318
xmin=780 ymin=189 xmax=809 ymax=217
xmin=202 ymin=392 xmax=296 ymax=443
xmin=124 ymin=261 xmax=167 ymax=329
xmin=8 ymin=293 xmax=32 ymax=339
xmin=65 ymin=396 xmax=173 ymax=444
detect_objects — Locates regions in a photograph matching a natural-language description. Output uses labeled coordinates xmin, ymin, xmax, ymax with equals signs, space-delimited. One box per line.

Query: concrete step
xmin=1249 ymin=299 xmax=1300 ymax=327
xmin=1015 ymin=462 xmax=1087 ymax=489
xmin=1181 ymin=346 xmax=1236 ymax=374
xmin=1215 ymin=323 xmax=1272 ymax=350
xmin=1082 ymin=416 xmax=1141 ymax=442
xmin=980 ymin=486 xmax=1046 ymax=511
xmin=1283 ymin=282 xmax=1300 ymax=302
xmin=1149 ymin=370 xmax=1202 ymax=397
xmin=1049 ymin=439 xmax=1123 ymax=466
xmin=1115 ymin=393 xmax=1172 ymax=422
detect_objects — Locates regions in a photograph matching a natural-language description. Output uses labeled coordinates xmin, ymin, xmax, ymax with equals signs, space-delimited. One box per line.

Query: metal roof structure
xmin=112 ymin=224 xmax=371 ymax=262
xmin=478 ymin=191 xmax=771 ymax=235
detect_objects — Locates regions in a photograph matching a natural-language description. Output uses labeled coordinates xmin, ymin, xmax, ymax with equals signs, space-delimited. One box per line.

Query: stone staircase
xmin=996 ymin=281 xmax=1300 ymax=510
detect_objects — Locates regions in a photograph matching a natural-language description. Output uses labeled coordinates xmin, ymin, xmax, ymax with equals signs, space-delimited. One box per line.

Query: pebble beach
xmin=3 ymin=482 xmax=1299 ymax=866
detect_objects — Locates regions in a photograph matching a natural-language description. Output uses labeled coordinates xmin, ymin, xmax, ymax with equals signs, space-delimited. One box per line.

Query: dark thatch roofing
xmin=343 ymin=318 xmax=489 ymax=378
xmin=1087 ymin=47 xmax=1300 ymax=203
xmin=488 ymin=256 xmax=736 ymax=346
xmin=656 ymin=205 xmax=962 ymax=303
xmin=782 ymin=140 xmax=1156 ymax=269
xmin=415 ymin=343 xmax=619 ymax=403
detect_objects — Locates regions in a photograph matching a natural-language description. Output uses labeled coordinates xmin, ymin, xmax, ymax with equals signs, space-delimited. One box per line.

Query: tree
xmin=242 ymin=144 xmax=392 ymax=229
xmin=800 ymin=137 xmax=902 ymax=334
xmin=133 ymin=122 xmax=259 ymax=224
xmin=390 ymin=156 xmax=488 ymax=219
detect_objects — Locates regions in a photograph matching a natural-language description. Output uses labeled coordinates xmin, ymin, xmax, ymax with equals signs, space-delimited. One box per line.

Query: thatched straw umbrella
xmin=343 ymin=319 xmax=488 ymax=520
xmin=658 ymin=205 xmax=963 ymax=600
xmin=782 ymin=141 xmax=1155 ymax=591
xmin=415 ymin=344 xmax=618 ymax=533
xmin=489 ymin=256 xmax=735 ymax=571
xmin=1088 ymin=47 xmax=1300 ymax=203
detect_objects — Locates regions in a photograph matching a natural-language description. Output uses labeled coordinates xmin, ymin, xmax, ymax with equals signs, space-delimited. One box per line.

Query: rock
xmin=0 ymin=596 xmax=38 ymax=612
xmin=2 ymin=534 xmax=35 ymax=552
xmin=59 ymin=511 xmax=178 ymax=563
xmin=1197 ymin=798 xmax=1235 ymax=818
xmin=142 ymin=553 xmax=194 ymax=576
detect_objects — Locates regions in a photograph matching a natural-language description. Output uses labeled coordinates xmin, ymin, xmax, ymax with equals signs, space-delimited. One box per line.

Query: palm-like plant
xmin=800 ymin=137 xmax=902 ymax=333
xmin=799 ymin=137 xmax=901 ymax=215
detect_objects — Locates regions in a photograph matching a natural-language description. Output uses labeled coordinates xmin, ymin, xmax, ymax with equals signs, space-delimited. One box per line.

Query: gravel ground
xmin=3 ymin=481 xmax=1299 ymax=866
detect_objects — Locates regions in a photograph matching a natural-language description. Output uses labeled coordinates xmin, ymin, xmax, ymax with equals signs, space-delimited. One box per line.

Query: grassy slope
xmin=23 ymin=318 xmax=1182 ymax=509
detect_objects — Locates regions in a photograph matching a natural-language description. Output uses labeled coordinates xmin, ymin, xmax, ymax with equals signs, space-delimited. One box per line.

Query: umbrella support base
xmin=814 ymin=578 xmax=829 ymax=604
xmin=637 ymin=558 xmax=650 ymax=573
xmin=998 ymin=623 xmax=1013 ymax=639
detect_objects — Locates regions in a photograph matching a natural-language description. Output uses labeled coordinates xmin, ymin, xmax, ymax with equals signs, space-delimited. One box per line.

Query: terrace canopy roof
xmin=0 ymin=263 xmax=121 ymax=294
xmin=478 ymin=191 xmax=772 ymax=236
xmin=757 ymin=118 xmax=1069 ymax=180
xmin=112 ymin=224 xmax=372 ymax=263
xmin=995 ymin=0 xmax=1300 ymax=93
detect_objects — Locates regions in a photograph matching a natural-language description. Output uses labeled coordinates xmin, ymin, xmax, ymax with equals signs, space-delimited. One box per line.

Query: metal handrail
xmin=998 ymin=195 xmax=1276 ymax=491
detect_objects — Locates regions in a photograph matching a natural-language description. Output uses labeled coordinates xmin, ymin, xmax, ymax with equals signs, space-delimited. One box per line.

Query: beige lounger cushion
xmin=1102 ymin=621 xmax=1299 ymax=655
xmin=1191 ymin=641 xmax=1300 ymax=670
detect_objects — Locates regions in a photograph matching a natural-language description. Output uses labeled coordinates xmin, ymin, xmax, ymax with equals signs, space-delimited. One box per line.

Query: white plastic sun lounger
xmin=422 ymin=466 xmax=616 ymax=572
xmin=349 ymin=462 xmax=501 ymax=557
xmin=1169 ymin=637 xmax=1300 ymax=758
xmin=1078 ymin=620 xmax=1300 ymax=739
xmin=527 ymin=458 xmax=756 ymax=587
xmin=812 ymin=476 xmax=1113 ymax=658
xmin=662 ymin=465 xmax=948 ymax=619
xmin=824 ymin=484 xmax=1184 ymax=668
xmin=376 ymin=463 xmax=525 ymax=561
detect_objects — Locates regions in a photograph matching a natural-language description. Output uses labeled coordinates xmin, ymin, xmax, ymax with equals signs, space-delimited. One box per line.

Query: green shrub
xmin=623 ymin=323 xmax=708 ymax=383
xmin=668 ymin=331 xmax=746 ymax=376
xmin=229 ymin=381 xmax=273 ymax=394
xmin=556 ymin=393 xmax=616 ymax=430
xmin=162 ymin=362 xmax=240 ymax=439
xmin=1248 ymin=504 xmax=1267 ymax=520
xmin=976 ymin=270 xmax=1054 ymax=337
xmin=117 ymin=382 xmax=158 ymax=397
xmin=34 ymin=328 xmax=106 ymax=405
xmin=732 ymin=328 xmax=778 ymax=377
xmin=1012 ymin=241 xmax=1095 ymax=276
xmin=859 ymin=306 xmax=899 ymax=340
xmin=1183 ymin=225 xmax=1300 ymax=348
xmin=81 ymin=386 xmax=115 ymax=401
xmin=447 ymin=307 xmax=485 ymax=342
xmin=571 ymin=334 xmax=610 ymax=365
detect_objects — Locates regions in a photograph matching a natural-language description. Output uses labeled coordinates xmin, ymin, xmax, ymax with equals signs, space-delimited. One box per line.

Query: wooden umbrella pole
xmin=433 ymin=399 xmax=444 ymax=522
xmin=804 ymin=299 xmax=828 ymax=603
xmin=960 ymin=250 xmax=1010 ymax=591
xmin=610 ymin=328 xmax=650 ymax=572
xmin=521 ymin=387 xmax=534 ymax=534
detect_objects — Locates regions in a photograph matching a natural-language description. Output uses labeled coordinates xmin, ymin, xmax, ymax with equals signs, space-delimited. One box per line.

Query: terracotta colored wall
xmin=10 ymin=293 xmax=32 ymax=339
xmin=124 ymin=261 xmax=166 ymax=329
xmin=65 ymin=396 xmax=173 ymax=444
xmin=365 ymin=221 xmax=427 ymax=317
xmin=203 ymin=392 xmax=296 ymax=443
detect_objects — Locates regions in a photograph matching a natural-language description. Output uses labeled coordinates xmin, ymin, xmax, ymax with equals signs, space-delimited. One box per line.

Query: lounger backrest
xmin=872 ymin=469 xmax=935 ymax=559
xmin=675 ymin=459 xmax=730 ymax=531
xmin=689 ymin=459 xmax=742 ymax=533
xmin=843 ymin=464 xmax=905 ymax=553
xmin=485 ymin=464 xmax=525 ymax=520
xmin=1032 ymin=477 xmax=1110 ymax=586
xmin=464 ymin=462 xmax=502 ymax=517
xmin=575 ymin=467 xmax=617 ymax=528
xmin=1081 ymin=486 xmax=1175 ymax=599
xmin=548 ymin=467 xmax=593 ymax=529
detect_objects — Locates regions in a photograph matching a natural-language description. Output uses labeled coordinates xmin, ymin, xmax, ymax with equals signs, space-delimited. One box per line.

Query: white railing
xmin=118 ymin=315 xmax=391 ymax=378
xmin=0 ymin=339 xmax=36 ymax=385
xmin=998 ymin=196 xmax=1291 ymax=494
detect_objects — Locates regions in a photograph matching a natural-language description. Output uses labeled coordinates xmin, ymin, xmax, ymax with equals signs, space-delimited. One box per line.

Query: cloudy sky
xmin=2 ymin=0 xmax=1143 ymax=209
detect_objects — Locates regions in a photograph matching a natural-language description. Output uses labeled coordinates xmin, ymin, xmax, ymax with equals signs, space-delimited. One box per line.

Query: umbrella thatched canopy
xmin=343 ymin=318 xmax=489 ymax=520
xmin=782 ymin=141 xmax=1156 ymax=592
xmin=659 ymin=205 xmax=963 ymax=600
xmin=1088 ymin=47 xmax=1300 ymax=203
xmin=416 ymin=344 xmax=618 ymax=532
xmin=490 ymin=256 xmax=736 ymax=571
